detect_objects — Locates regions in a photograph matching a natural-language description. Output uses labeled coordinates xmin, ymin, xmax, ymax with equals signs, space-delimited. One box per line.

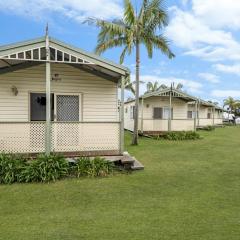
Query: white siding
xmin=0 ymin=63 xmax=118 ymax=122
xmin=124 ymin=96 xmax=194 ymax=132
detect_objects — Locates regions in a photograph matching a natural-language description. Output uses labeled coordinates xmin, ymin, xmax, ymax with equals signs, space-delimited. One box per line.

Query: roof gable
xmin=142 ymin=88 xmax=198 ymax=101
xmin=0 ymin=36 xmax=129 ymax=76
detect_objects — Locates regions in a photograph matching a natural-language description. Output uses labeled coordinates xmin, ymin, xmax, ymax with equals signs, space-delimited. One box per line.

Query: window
xmin=207 ymin=108 xmax=212 ymax=119
xmin=125 ymin=107 xmax=128 ymax=113
xmin=153 ymin=107 xmax=163 ymax=119
xmin=30 ymin=93 xmax=54 ymax=121
xmin=30 ymin=93 xmax=80 ymax=122
xmin=163 ymin=107 xmax=173 ymax=119
xmin=187 ymin=111 xmax=197 ymax=119
xmin=130 ymin=106 xmax=135 ymax=119
xmin=187 ymin=111 xmax=193 ymax=119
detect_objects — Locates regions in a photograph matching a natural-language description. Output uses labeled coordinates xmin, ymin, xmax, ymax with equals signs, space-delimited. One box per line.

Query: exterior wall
xmin=198 ymin=106 xmax=223 ymax=126
xmin=124 ymin=96 xmax=195 ymax=132
xmin=124 ymin=101 xmax=135 ymax=131
xmin=0 ymin=63 xmax=118 ymax=122
xmin=214 ymin=109 xmax=223 ymax=125
xmin=0 ymin=63 xmax=120 ymax=154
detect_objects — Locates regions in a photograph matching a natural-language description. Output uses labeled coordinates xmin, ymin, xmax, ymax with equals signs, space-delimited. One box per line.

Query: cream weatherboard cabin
xmin=124 ymin=88 xmax=223 ymax=134
xmin=0 ymin=35 xmax=129 ymax=156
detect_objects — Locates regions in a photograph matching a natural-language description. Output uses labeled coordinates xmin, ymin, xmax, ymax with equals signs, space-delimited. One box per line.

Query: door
xmin=54 ymin=94 xmax=81 ymax=151
xmin=56 ymin=94 xmax=80 ymax=121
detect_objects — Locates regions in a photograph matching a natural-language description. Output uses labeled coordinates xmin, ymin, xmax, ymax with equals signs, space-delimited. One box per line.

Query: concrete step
xmin=131 ymin=158 xmax=144 ymax=170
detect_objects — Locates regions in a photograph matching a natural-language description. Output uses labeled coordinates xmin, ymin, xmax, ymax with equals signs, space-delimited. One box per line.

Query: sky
xmin=0 ymin=0 xmax=240 ymax=105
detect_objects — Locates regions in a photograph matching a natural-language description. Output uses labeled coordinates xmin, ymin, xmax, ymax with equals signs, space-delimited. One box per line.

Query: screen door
xmin=56 ymin=95 xmax=80 ymax=122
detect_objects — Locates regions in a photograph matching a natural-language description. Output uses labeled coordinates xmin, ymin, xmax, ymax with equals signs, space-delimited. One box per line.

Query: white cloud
xmin=192 ymin=0 xmax=240 ymax=30
xmin=211 ymin=90 xmax=240 ymax=98
xmin=214 ymin=64 xmax=240 ymax=76
xmin=0 ymin=0 xmax=122 ymax=21
xmin=166 ymin=3 xmax=240 ymax=62
xmin=198 ymin=72 xmax=220 ymax=83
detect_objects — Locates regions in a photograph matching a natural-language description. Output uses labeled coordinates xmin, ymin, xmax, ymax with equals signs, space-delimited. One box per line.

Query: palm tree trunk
xmin=132 ymin=40 xmax=140 ymax=145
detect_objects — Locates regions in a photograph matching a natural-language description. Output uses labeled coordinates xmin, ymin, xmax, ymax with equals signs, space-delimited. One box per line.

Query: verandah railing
xmin=139 ymin=118 xmax=223 ymax=132
xmin=0 ymin=122 xmax=120 ymax=154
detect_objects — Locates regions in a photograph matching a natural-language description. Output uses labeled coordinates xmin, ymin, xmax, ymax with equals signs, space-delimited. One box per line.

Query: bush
xmin=0 ymin=154 xmax=27 ymax=184
xmin=73 ymin=156 xmax=114 ymax=178
xmin=0 ymin=153 xmax=115 ymax=184
xmin=19 ymin=154 xmax=69 ymax=183
xmin=198 ymin=125 xmax=215 ymax=131
xmin=155 ymin=131 xmax=201 ymax=141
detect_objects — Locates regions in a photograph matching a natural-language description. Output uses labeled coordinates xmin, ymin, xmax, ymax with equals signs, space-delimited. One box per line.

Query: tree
xmin=175 ymin=83 xmax=183 ymax=90
xmin=85 ymin=0 xmax=174 ymax=145
xmin=124 ymin=76 xmax=145 ymax=95
xmin=223 ymin=97 xmax=240 ymax=113
xmin=124 ymin=76 xmax=136 ymax=95
xmin=145 ymin=81 xmax=168 ymax=93
xmin=145 ymin=81 xmax=159 ymax=93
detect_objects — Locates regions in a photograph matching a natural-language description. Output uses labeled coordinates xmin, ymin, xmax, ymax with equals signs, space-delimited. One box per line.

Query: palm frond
xmin=142 ymin=0 xmax=168 ymax=30
xmin=95 ymin=37 xmax=127 ymax=55
xmin=85 ymin=17 xmax=126 ymax=38
xmin=143 ymin=33 xmax=175 ymax=59
xmin=124 ymin=0 xmax=136 ymax=25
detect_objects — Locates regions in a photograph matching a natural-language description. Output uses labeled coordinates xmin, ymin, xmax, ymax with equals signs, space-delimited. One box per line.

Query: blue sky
xmin=0 ymin=0 xmax=240 ymax=105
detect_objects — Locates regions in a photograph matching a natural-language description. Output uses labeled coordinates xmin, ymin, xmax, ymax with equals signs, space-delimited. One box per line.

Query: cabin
xmin=124 ymin=88 xmax=223 ymax=134
xmin=0 ymin=35 xmax=129 ymax=156
xmin=196 ymin=100 xmax=223 ymax=127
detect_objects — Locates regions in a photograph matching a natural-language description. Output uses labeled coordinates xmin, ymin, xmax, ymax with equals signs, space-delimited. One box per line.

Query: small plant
xmin=73 ymin=157 xmax=92 ymax=177
xmin=73 ymin=156 xmax=114 ymax=178
xmin=0 ymin=154 xmax=27 ymax=184
xmin=19 ymin=154 xmax=69 ymax=183
xmin=155 ymin=131 xmax=201 ymax=141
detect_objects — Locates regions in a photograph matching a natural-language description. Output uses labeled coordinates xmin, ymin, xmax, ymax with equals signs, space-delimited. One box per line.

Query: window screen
xmin=56 ymin=95 xmax=79 ymax=122
xmin=153 ymin=107 xmax=163 ymax=119
xmin=30 ymin=93 xmax=54 ymax=121
xmin=207 ymin=113 xmax=212 ymax=119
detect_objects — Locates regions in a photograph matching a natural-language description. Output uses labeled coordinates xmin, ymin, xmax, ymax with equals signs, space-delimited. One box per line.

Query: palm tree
xmin=175 ymin=83 xmax=183 ymax=90
xmin=85 ymin=0 xmax=174 ymax=145
xmin=145 ymin=81 xmax=159 ymax=93
xmin=223 ymin=97 xmax=240 ymax=112
xmin=124 ymin=76 xmax=136 ymax=95
xmin=145 ymin=81 xmax=169 ymax=93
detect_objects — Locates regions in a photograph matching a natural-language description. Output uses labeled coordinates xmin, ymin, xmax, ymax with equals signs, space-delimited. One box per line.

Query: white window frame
xmin=130 ymin=105 xmax=135 ymax=119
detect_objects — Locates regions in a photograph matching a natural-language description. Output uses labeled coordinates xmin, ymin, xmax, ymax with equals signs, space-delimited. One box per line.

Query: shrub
xmin=0 ymin=154 xmax=27 ymax=184
xmin=73 ymin=156 xmax=114 ymax=178
xmin=155 ymin=131 xmax=200 ymax=141
xmin=19 ymin=154 xmax=69 ymax=183
xmin=0 ymin=154 xmax=115 ymax=185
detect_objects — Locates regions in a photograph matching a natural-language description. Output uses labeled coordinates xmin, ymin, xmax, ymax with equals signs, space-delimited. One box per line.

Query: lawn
xmin=0 ymin=127 xmax=240 ymax=240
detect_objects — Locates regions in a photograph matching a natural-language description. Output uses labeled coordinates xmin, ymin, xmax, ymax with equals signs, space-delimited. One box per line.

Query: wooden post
xmin=212 ymin=107 xmax=215 ymax=126
xmin=45 ymin=26 xmax=51 ymax=155
xmin=120 ymin=76 xmax=125 ymax=154
xmin=194 ymin=100 xmax=197 ymax=131
xmin=197 ymin=99 xmax=200 ymax=127
xmin=168 ymin=85 xmax=172 ymax=132
xmin=141 ymin=97 xmax=144 ymax=133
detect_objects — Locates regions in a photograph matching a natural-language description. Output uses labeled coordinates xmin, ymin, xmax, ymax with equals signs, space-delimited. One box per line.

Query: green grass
xmin=0 ymin=127 xmax=240 ymax=240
